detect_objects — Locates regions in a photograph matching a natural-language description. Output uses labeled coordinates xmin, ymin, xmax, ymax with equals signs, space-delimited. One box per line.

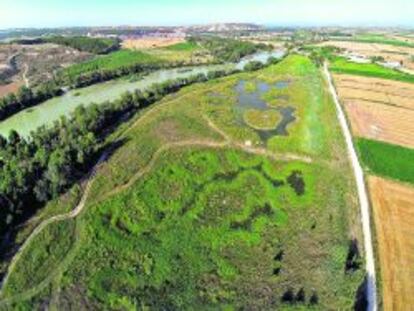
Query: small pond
xmin=234 ymin=80 xmax=296 ymax=143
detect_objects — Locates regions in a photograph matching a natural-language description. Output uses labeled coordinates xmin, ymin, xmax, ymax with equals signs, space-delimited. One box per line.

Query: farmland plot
xmin=368 ymin=176 xmax=414 ymax=311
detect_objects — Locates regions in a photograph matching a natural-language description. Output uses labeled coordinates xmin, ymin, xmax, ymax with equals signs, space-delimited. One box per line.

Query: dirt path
xmin=324 ymin=63 xmax=377 ymax=311
xmin=0 ymin=151 xmax=108 ymax=297
xmin=0 ymin=90 xmax=313 ymax=304
xmin=22 ymin=63 xmax=29 ymax=87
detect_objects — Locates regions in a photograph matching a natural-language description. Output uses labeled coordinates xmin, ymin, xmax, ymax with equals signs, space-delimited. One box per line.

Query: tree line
xmin=190 ymin=36 xmax=273 ymax=63
xmin=0 ymin=83 xmax=62 ymax=121
xmin=12 ymin=36 xmax=120 ymax=54
xmin=0 ymin=69 xmax=236 ymax=246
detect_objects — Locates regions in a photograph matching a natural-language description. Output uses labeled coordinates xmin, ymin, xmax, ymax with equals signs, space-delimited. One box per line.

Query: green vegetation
xmin=0 ymin=84 xmax=62 ymax=121
xmin=60 ymin=50 xmax=164 ymax=84
xmin=0 ymin=71 xmax=233 ymax=248
xmin=243 ymin=109 xmax=281 ymax=130
xmin=357 ymin=138 xmax=414 ymax=184
xmin=165 ymin=41 xmax=199 ymax=51
xmin=12 ymin=36 xmax=120 ymax=54
xmin=0 ymin=56 xmax=363 ymax=309
xmin=348 ymin=34 xmax=414 ymax=48
xmin=2 ymin=220 xmax=76 ymax=296
xmin=193 ymin=36 xmax=270 ymax=62
xmin=330 ymin=57 xmax=414 ymax=83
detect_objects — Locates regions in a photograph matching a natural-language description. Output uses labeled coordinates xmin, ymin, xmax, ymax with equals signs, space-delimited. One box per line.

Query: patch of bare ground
xmin=0 ymin=81 xmax=23 ymax=97
xmin=332 ymin=74 xmax=414 ymax=148
xmin=344 ymin=99 xmax=414 ymax=149
xmin=121 ymin=37 xmax=185 ymax=49
xmin=368 ymin=176 xmax=414 ymax=311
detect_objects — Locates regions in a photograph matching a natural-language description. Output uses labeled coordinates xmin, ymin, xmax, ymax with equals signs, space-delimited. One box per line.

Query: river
xmin=0 ymin=50 xmax=284 ymax=137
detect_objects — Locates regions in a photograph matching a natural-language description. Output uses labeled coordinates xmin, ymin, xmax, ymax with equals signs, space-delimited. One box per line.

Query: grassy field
xmin=0 ymin=55 xmax=364 ymax=310
xmin=330 ymin=57 xmax=414 ymax=83
xmin=357 ymin=138 xmax=414 ymax=185
xmin=349 ymin=34 xmax=414 ymax=48
xmin=329 ymin=33 xmax=414 ymax=48
xmin=61 ymin=50 xmax=164 ymax=79
xmin=243 ymin=109 xmax=281 ymax=130
xmin=165 ymin=41 xmax=200 ymax=52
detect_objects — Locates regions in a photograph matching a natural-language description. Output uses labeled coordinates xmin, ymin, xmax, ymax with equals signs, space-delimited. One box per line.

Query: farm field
xmin=332 ymin=73 xmax=414 ymax=148
xmin=344 ymin=100 xmax=414 ymax=149
xmin=329 ymin=54 xmax=414 ymax=311
xmin=122 ymin=37 xmax=185 ymax=49
xmin=368 ymin=176 xmax=414 ymax=311
xmin=356 ymin=139 xmax=414 ymax=185
xmin=339 ymin=33 xmax=414 ymax=48
xmin=319 ymin=41 xmax=414 ymax=72
xmin=329 ymin=56 xmax=414 ymax=83
xmin=0 ymin=55 xmax=365 ymax=310
xmin=333 ymin=74 xmax=414 ymax=110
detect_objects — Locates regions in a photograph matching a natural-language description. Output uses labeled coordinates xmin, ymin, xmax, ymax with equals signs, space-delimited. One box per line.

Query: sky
xmin=0 ymin=0 xmax=413 ymax=29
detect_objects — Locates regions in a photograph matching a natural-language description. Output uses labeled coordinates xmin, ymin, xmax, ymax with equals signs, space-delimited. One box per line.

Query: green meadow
xmin=330 ymin=57 xmax=414 ymax=83
xmin=357 ymin=138 xmax=414 ymax=185
xmin=0 ymin=56 xmax=364 ymax=310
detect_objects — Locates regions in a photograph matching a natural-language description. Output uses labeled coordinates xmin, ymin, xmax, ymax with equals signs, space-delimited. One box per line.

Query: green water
xmin=0 ymin=50 xmax=284 ymax=138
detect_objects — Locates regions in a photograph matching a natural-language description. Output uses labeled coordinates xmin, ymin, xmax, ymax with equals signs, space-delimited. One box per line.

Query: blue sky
xmin=0 ymin=0 xmax=413 ymax=29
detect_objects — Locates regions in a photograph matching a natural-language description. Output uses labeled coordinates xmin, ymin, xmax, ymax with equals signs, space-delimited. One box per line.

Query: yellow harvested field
xmin=334 ymin=74 xmax=414 ymax=110
xmin=344 ymin=99 xmax=414 ymax=148
xmin=332 ymin=74 xmax=414 ymax=148
xmin=122 ymin=37 xmax=185 ymax=49
xmin=368 ymin=176 xmax=414 ymax=311
xmin=319 ymin=41 xmax=414 ymax=71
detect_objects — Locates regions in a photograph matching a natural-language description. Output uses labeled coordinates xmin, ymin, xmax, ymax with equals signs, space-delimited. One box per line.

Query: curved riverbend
xmin=0 ymin=50 xmax=284 ymax=138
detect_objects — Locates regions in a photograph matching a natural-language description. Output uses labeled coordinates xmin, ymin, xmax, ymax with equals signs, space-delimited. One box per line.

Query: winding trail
xmin=22 ymin=63 xmax=29 ymax=87
xmin=324 ymin=63 xmax=377 ymax=311
xmin=0 ymin=151 xmax=108 ymax=297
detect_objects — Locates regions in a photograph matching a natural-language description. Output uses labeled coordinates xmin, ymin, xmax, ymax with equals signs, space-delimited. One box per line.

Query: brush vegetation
xmin=0 ymin=56 xmax=364 ymax=310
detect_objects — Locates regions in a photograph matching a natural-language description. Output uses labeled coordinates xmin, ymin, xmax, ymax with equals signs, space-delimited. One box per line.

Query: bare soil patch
xmin=344 ymin=99 xmax=414 ymax=148
xmin=332 ymin=74 xmax=414 ymax=148
xmin=0 ymin=81 xmax=23 ymax=97
xmin=122 ymin=37 xmax=185 ymax=50
xmin=368 ymin=176 xmax=414 ymax=311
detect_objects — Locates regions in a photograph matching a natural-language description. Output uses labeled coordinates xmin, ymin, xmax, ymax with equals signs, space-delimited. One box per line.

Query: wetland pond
xmin=0 ymin=50 xmax=285 ymax=138
xmin=235 ymin=79 xmax=296 ymax=143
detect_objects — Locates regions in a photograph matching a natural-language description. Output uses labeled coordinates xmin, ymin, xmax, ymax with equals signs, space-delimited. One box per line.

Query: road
xmin=324 ymin=63 xmax=377 ymax=311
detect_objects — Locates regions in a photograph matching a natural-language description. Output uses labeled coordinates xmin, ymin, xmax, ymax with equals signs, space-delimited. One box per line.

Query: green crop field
xmin=165 ymin=41 xmax=200 ymax=51
xmin=349 ymin=34 xmax=414 ymax=48
xmin=330 ymin=57 xmax=414 ymax=83
xmin=329 ymin=33 xmax=414 ymax=48
xmin=61 ymin=50 xmax=165 ymax=79
xmin=0 ymin=55 xmax=364 ymax=310
xmin=357 ymin=138 xmax=414 ymax=185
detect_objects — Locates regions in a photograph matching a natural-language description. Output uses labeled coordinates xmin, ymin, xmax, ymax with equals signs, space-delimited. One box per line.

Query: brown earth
xmin=344 ymin=99 xmax=414 ymax=148
xmin=368 ymin=176 xmax=414 ymax=311
xmin=0 ymin=43 xmax=92 ymax=87
xmin=0 ymin=81 xmax=23 ymax=97
xmin=332 ymin=74 xmax=414 ymax=148
xmin=122 ymin=37 xmax=185 ymax=50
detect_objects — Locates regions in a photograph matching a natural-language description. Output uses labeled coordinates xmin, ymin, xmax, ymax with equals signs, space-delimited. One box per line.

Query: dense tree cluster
xmin=60 ymin=62 xmax=171 ymax=89
xmin=190 ymin=36 xmax=272 ymax=62
xmin=0 ymin=83 xmax=62 ymax=121
xmin=0 ymin=69 xmax=235 ymax=240
xmin=12 ymin=36 xmax=120 ymax=54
